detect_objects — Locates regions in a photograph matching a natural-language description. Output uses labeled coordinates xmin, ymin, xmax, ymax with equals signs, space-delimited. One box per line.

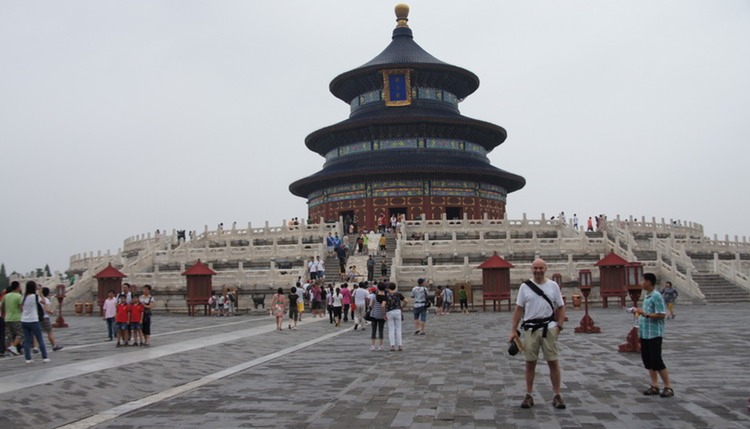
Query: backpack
xmin=386 ymin=291 xmax=402 ymax=311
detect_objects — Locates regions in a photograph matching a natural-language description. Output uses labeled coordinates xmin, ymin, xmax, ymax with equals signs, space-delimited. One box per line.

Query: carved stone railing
xmin=716 ymin=259 xmax=750 ymax=292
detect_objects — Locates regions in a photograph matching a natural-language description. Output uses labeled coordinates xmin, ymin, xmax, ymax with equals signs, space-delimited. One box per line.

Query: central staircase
xmin=692 ymin=273 xmax=750 ymax=303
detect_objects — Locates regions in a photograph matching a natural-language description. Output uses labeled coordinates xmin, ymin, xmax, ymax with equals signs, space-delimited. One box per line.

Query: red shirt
xmin=130 ymin=303 xmax=145 ymax=324
xmin=115 ymin=303 xmax=130 ymax=323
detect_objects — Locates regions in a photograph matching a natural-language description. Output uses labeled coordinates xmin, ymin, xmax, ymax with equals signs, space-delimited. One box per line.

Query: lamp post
xmin=619 ymin=262 xmax=643 ymax=352
xmin=574 ymin=269 xmax=600 ymax=333
xmin=53 ymin=284 xmax=69 ymax=328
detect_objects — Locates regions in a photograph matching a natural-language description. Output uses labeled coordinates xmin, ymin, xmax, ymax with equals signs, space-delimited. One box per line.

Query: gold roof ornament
xmin=395 ymin=3 xmax=410 ymax=28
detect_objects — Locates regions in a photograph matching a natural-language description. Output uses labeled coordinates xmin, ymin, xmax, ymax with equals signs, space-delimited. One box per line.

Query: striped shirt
xmin=639 ymin=290 xmax=666 ymax=339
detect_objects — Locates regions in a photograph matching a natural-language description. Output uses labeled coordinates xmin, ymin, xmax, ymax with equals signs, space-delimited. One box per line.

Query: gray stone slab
xmin=0 ymin=305 xmax=749 ymax=428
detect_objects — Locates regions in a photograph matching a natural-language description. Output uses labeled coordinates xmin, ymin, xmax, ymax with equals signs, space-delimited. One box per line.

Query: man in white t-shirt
xmin=351 ymin=282 xmax=369 ymax=331
xmin=308 ymin=257 xmax=318 ymax=281
xmin=316 ymin=256 xmax=325 ymax=280
xmin=509 ymin=259 xmax=566 ymax=410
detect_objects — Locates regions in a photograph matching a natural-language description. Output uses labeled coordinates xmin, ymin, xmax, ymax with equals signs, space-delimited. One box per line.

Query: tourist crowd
xmin=1 ymin=280 xmax=64 ymax=363
xmin=268 ymin=277 xmax=465 ymax=352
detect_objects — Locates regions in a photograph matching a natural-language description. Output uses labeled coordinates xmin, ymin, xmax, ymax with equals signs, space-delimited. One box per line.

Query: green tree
xmin=0 ymin=263 xmax=8 ymax=291
xmin=35 ymin=268 xmax=44 ymax=278
xmin=44 ymin=264 xmax=52 ymax=277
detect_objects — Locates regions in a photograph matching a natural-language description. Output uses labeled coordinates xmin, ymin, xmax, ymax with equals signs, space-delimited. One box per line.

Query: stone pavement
xmin=1 ymin=303 xmax=749 ymax=429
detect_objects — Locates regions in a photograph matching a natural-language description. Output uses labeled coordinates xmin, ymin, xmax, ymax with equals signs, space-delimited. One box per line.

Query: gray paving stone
xmin=1 ymin=304 xmax=750 ymax=428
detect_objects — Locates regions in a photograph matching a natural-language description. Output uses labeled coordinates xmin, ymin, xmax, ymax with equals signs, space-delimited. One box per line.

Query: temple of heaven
xmin=289 ymin=4 xmax=525 ymax=232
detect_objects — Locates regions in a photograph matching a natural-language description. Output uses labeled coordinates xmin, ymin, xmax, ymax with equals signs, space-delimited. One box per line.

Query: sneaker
xmin=552 ymin=394 xmax=566 ymax=409
xmin=32 ymin=348 xmax=39 ymax=354
xmin=378 ymin=346 xmax=383 ymax=351
xmin=43 ymin=358 xmax=51 ymax=363
xmin=398 ymin=346 xmax=403 ymax=351
xmin=371 ymin=345 xmax=375 ymax=351
xmin=520 ymin=394 xmax=534 ymax=409
xmin=353 ymin=324 xmax=358 ymax=331
xmin=414 ymin=330 xmax=420 ymax=335
xmin=26 ymin=360 xmax=33 ymax=364
xmin=53 ymin=345 xmax=63 ymax=352
xmin=390 ymin=346 xmax=396 ymax=351
xmin=7 ymin=348 xmax=20 ymax=356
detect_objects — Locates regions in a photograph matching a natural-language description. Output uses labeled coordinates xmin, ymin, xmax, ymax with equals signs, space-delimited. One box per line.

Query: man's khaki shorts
xmin=523 ymin=326 xmax=559 ymax=362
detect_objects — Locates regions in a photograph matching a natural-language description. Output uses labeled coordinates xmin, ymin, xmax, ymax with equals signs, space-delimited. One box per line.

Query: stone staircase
xmin=383 ymin=233 xmax=398 ymax=280
xmin=324 ymin=253 xmax=344 ymax=283
xmin=693 ymin=273 xmax=750 ymax=303
xmin=320 ymin=233 xmax=396 ymax=284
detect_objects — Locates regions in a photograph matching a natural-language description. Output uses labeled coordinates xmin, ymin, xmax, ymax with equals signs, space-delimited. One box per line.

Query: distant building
xmin=289 ymin=5 xmax=525 ymax=231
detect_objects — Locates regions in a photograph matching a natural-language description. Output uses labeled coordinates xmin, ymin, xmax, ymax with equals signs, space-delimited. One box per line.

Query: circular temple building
xmin=289 ymin=5 xmax=525 ymax=232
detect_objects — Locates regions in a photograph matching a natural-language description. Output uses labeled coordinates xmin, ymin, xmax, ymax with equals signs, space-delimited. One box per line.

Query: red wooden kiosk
xmin=477 ymin=252 xmax=514 ymax=311
xmin=182 ymin=260 xmax=217 ymax=316
xmin=594 ymin=252 xmax=628 ymax=308
xmin=93 ymin=263 xmax=127 ymax=316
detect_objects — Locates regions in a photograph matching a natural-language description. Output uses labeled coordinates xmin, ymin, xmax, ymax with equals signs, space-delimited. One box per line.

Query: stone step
xmin=633 ymin=250 xmax=657 ymax=261
xmin=693 ymin=273 xmax=750 ymax=303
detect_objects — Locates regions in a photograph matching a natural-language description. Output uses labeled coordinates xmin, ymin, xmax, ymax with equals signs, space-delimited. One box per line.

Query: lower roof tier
xmin=289 ymin=151 xmax=525 ymax=198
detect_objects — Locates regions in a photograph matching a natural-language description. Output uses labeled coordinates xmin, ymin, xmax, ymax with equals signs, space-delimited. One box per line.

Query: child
xmin=40 ymin=287 xmax=63 ymax=351
xmin=102 ymin=290 xmax=117 ymax=341
xmin=208 ymin=292 xmax=217 ymax=316
xmin=115 ymin=294 xmax=130 ymax=347
xmin=217 ymin=293 xmax=226 ymax=317
xmin=459 ymin=285 xmax=469 ymax=314
xmin=129 ymin=295 xmax=145 ymax=346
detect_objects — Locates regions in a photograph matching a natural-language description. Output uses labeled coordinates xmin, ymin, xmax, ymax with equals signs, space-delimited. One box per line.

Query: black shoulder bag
xmin=520 ymin=280 xmax=556 ymax=338
xmin=422 ymin=287 xmax=431 ymax=309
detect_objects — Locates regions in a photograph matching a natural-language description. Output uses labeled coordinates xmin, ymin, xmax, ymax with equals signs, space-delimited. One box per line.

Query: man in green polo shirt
xmin=635 ymin=273 xmax=673 ymax=398
xmin=1 ymin=281 xmax=23 ymax=356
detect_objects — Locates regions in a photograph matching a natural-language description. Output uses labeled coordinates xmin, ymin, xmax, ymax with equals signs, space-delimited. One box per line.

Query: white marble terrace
xmin=55 ymin=214 xmax=750 ymax=312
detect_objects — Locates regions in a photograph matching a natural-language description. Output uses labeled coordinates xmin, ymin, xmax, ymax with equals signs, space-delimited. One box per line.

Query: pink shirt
xmin=102 ymin=297 xmax=117 ymax=318
xmin=341 ymin=287 xmax=352 ymax=305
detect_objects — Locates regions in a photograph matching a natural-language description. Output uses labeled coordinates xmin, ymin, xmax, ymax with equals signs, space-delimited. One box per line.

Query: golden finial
xmin=395 ymin=3 xmax=410 ymax=28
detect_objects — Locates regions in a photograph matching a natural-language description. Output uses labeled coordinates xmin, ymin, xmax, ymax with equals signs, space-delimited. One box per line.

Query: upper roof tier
xmin=329 ymin=5 xmax=480 ymax=103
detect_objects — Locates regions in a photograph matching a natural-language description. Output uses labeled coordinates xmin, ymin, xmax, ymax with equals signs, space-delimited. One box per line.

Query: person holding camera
xmin=509 ymin=259 xmax=566 ymax=410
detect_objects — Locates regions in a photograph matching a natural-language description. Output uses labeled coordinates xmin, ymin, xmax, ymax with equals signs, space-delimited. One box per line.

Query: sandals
xmin=643 ymin=386 xmax=674 ymax=397
xmin=520 ymin=394 xmax=534 ymax=409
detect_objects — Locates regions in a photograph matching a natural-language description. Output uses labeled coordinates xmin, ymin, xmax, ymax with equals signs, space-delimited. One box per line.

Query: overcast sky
xmin=2 ymin=1 xmax=749 ymax=275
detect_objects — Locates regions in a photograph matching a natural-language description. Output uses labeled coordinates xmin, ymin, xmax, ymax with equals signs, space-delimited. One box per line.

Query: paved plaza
xmin=1 ymin=302 xmax=749 ymax=429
